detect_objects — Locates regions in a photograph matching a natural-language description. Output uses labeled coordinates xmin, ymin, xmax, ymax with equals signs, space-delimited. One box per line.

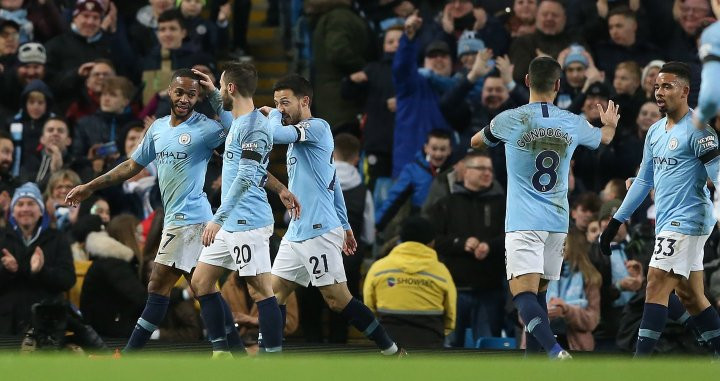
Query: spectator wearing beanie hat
xmin=0 ymin=42 xmax=47 ymax=112
xmin=363 ymin=216 xmax=456 ymax=348
xmin=0 ymin=182 xmax=75 ymax=335
xmin=556 ymin=44 xmax=593 ymax=110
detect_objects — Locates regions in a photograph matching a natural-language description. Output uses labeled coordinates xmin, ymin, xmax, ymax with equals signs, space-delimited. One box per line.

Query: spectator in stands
xmin=641 ymin=60 xmax=665 ymax=102
xmin=611 ymin=60 xmax=645 ymax=139
xmin=69 ymin=214 xmax=103 ymax=261
xmin=615 ymin=101 xmax=662 ymax=181
xmin=545 ymin=231 xmax=601 ymax=351
xmin=600 ymin=178 xmax=628 ymax=203
xmin=21 ymin=117 xmax=92 ymax=190
xmin=451 ymin=32 xmax=490 ymax=104
xmin=0 ymin=129 xmax=19 ymax=196
xmin=421 ymin=151 xmax=468 ymax=216
xmin=129 ymin=0 xmax=175 ymax=58
xmin=177 ymin=0 xmax=230 ymax=55
xmin=429 ymin=151 xmax=506 ymax=345
xmin=0 ymin=18 xmax=19 ymax=68
xmin=45 ymin=0 xmax=133 ymax=90
xmin=509 ymin=0 xmax=583 ymax=83
xmin=439 ymin=0 xmax=475 ymax=40
xmin=647 ymin=0 xmax=712 ymax=62
xmin=7 ymin=79 xmax=54 ymax=177
xmin=341 ymin=26 xmax=401 ymax=195
xmin=0 ymin=182 xmax=75 ymax=335
xmin=364 ymin=216 xmax=456 ymax=348
xmin=593 ymin=6 xmax=660 ymax=83
xmin=0 ymin=0 xmax=32 ymax=44
xmin=81 ymin=214 xmax=146 ymax=338
xmin=308 ymin=0 xmax=373 ymax=135
xmin=589 ymin=199 xmax=647 ymax=351
xmin=570 ymin=192 xmax=601 ymax=234
xmin=0 ymin=42 xmax=46 ymax=114
xmin=72 ymin=76 xmax=137 ymax=161
xmin=43 ymin=169 xmax=81 ymax=230
xmin=64 ymin=59 xmax=116 ymax=126
xmin=501 ymin=0 xmax=537 ymax=37
xmin=555 ymin=44 xmax=593 ymax=109
xmin=444 ymin=2 xmax=510 ymax=57
xmin=376 ymin=129 xmax=451 ymax=232
xmin=392 ymin=13 xmax=452 ymax=178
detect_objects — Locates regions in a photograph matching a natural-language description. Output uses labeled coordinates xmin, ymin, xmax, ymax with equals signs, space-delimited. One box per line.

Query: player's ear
xmin=554 ymin=78 xmax=561 ymax=92
xmin=524 ymin=74 xmax=530 ymax=88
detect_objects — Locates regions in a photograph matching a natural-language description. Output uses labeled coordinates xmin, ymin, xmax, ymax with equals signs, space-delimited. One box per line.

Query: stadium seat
xmin=475 ymin=337 xmax=517 ymax=350
xmin=67 ymin=260 xmax=92 ymax=307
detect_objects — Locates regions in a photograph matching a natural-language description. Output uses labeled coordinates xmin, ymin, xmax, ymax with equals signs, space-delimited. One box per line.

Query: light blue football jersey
xmin=697 ymin=21 xmax=720 ymax=124
xmin=614 ymin=110 xmax=719 ymax=236
xmin=268 ymin=109 xmax=351 ymax=241
xmin=212 ymin=109 xmax=274 ymax=232
xmin=131 ymin=112 xmax=226 ymax=227
xmin=481 ymin=102 xmax=602 ymax=233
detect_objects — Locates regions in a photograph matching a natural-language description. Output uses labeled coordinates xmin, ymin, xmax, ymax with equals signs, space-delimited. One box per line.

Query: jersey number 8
xmin=532 ymin=150 xmax=559 ymax=193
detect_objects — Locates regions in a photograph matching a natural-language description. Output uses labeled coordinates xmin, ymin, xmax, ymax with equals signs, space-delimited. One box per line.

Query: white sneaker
xmin=554 ymin=350 xmax=573 ymax=360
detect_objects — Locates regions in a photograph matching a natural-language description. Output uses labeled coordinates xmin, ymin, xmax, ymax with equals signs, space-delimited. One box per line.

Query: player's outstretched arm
xmin=65 ymin=159 xmax=144 ymax=207
xmin=264 ymin=172 xmax=301 ymax=220
xmin=598 ymin=100 xmax=620 ymax=144
xmin=470 ymin=130 xmax=487 ymax=151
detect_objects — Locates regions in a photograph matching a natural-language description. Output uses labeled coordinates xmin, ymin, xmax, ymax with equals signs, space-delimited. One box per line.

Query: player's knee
xmin=190 ymin=277 xmax=214 ymax=297
xmin=147 ymin=279 xmax=173 ymax=296
xmin=644 ymin=278 xmax=668 ymax=303
xmin=322 ymin=290 xmax=351 ymax=312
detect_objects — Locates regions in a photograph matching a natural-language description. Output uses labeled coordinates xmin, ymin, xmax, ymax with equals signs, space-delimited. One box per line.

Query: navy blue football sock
xmin=513 ymin=292 xmax=562 ymax=357
xmin=667 ymin=293 xmax=702 ymax=341
xmin=692 ymin=306 xmax=720 ymax=354
xmin=124 ymin=293 xmax=170 ymax=351
xmin=635 ymin=303 xmax=668 ymax=357
xmin=199 ymin=292 xmax=229 ymax=352
xmin=219 ymin=296 xmax=244 ymax=351
xmin=257 ymin=296 xmax=283 ymax=352
xmin=340 ymin=298 xmax=396 ymax=354
xmin=525 ymin=291 xmax=547 ymax=353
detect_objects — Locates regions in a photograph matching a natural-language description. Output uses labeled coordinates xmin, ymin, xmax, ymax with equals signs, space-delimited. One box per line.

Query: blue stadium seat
xmin=475 ymin=337 xmax=517 ymax=350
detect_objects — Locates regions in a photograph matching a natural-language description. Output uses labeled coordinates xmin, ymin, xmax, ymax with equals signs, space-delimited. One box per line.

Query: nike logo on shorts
xmin=314 ymin=274 xmax=325 ymax=280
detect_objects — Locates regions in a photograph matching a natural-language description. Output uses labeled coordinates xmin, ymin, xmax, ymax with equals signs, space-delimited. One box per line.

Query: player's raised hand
xmin=599 ymin=218 xmax=622 ymax=256
xmin=597 ymin=99 xmax=620 ymax=129
xmin=65 ymin=184 xmax=92 ymax=207
xmin=202 ymin=221 xmax=221 ymax=247
xmin=279 ymin=188 xmax=301 ymax=220
xmin=342 ymin=230 xmax=358 ymax=256
xmin=192 ymin=68 xmax=217 ymax=93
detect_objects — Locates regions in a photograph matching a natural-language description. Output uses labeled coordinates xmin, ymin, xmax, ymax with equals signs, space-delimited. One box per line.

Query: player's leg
xmin=667 ymin=292 xmax=702 ymax=341
xmin=271 ymin=274 xmax=297 ymax=330
xmin=246 ymin=273 xmax=283 ymax=352
xmin=270 ymin=237 xmax=306 ymax=336
xmin=124 ymin=262 xmax=183 ymax=351
xmin=192 ymin=261 xmax=232 ymax=355
xmin=526 ymin=278 xmax=551 ymax=352
xmin=634 ymin=267 xmax=680 ymax=356
xmin=318 ymin=282 xmax=400 ymax=355
xmin=507 ymin=231 xmax=565 ymax=358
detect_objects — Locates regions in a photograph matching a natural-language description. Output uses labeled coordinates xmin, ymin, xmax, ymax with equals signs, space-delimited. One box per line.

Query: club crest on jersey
xmin=387 ymin=277 xmax=396 ymax=287
xmin=668 ymin=138 xmax=678 ymax=151
xmin=179 ymin=133 xmax=192 ymax=145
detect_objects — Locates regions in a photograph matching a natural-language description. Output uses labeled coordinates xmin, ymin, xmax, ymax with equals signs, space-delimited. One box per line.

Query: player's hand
xmin=191 ymin=68 xmax=217 ymax=93
xmin=1 ymin=249 xmax=18 ymax=273
xmin=202 ymin=222 xmax=221 ymax=247
xmin=279 ymin=188 xmax=301 ymax=220
xmin=65 ymin=184 xmax=93 ymax=207
xmin=599 ymin=218 xmax=622 ymax=256
xmin=30 ymin=246 xmax=44 ymax=274
xmin=597 ymin=99 xmax=620 ymax=129
xmin=474 ymin=242 xmax=489 ymax=261
xmin=625 ymin=177 xmax=635 ymax=190
xmin=258 ymin=106 xmax=274 ymax=116
xmin=343 ymin=229 xmax=357 ymax=256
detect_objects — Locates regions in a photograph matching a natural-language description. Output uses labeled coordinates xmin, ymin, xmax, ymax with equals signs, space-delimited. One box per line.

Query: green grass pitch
xmin=0 ymin=353 xmax=717 ymax=381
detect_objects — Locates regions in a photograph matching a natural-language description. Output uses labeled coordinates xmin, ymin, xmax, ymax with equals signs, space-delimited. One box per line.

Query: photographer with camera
xmin=0 ymin=182 xmax=75 ymax=335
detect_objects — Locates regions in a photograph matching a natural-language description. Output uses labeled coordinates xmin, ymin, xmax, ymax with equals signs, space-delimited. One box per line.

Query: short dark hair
xmin=334 ymin=133 xmax=360 ymax=162
xmin=158 ymin=9 xmax=186 ymax=29
xmin=92 ymin=58 xmax=115 ymax=70
xmin=273 ymin=74 xmax=313 ymax=104
xmin=426 ymin=129 xmax=452 ymax=143
xmin=0 ymin=129 xmax=11 ymax=143
xmin=222 ymin=61 xmax=257 ymax=98
xmin=43 ymin=116 xmax=69 ymax=133
xmin=528 ymin=57 xmax=562 ymax=93
xmin=608 ymin=5 xmax=636 ymax=20
xmin=659 ymin=61 xmax=691 ymax=84
xmin=539 ymin=0 xmax=566 ymax=10
xmin=463 ymin=150 xmax=490 ymax=162
xmin=572 ymin=192 xmax=601 ymax=213
xmin=400 ymin=216 xmax=436 ymax=245
xmin=170 ymin=68 xmax=200 ymax=83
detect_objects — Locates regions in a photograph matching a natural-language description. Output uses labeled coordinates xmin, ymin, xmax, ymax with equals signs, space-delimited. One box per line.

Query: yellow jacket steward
xmin=363 ymin=242 xmax=456 ymax=341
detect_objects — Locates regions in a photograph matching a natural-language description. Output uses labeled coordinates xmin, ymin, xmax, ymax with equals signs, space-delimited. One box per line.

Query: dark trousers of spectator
xmin=447 ymin=289 xmax=506 ymax=347
xmin=297 ymin=252 xmax=363 ymax=343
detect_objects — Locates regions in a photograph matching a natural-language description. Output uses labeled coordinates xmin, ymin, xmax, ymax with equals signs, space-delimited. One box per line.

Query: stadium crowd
xmin=0 ymin=0 xmax=719 ymax=355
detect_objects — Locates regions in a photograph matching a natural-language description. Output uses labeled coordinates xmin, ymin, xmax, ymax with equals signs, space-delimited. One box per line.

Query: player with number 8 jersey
xmin=471 ymin=57 xmax=619 ymax=359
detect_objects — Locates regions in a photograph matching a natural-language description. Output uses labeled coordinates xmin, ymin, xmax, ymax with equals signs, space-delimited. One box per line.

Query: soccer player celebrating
xmin=260 ymin=75 xmax=404 ymax=356
xmin=601 ymin=62 xmax=720 ymax=358
xmin=471 ymin=57 xmax=620 ymax=359
xmin=696 ymin=0 xmax=720 ymax=126
xmin=189 ymin=62 xmax=296 ymax=357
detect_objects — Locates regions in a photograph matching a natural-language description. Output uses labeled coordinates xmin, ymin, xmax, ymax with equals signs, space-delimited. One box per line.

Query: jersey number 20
xmin=532 ymin=150 xmax=559 ymax=192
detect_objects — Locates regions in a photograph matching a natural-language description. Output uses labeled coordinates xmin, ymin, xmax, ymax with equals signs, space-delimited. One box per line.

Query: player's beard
xmin=221 ymin=92 xmax=233 ymax=111
xmin=0 ymin=160 xmax=10 ymax=174
xmin=172 ymin=101 xmax=193 ymax=118
xmin=281 ymin=106 xmax=301 ymax=125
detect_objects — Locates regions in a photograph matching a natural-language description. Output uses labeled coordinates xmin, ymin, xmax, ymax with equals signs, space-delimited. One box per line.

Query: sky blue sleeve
xmin=487 ymin=111 xmax=512 ymax=144
xmin=614 ymin=134 xmax=654 ymax=222
xmin=130 ymin=124 xmax=155 ymax=167
xmin=211 ymin=130 xmax=268 ymax=225
xmin=333 ymin=175 xmax=351 ymax=231
xmin=691 ymin=126 xmax=720 ymax=189
xmin=207 ymin=89 xmax=234 ymax=130
xmin=269 ymin=109 xmax=301 ymax=144
xmin=202 ymin=121 xmax=227 ymax=150
xmin=577 ymin=117 xmax=602 ymax=149
xmin=697 ymin=63 xmax=720 ymax=124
